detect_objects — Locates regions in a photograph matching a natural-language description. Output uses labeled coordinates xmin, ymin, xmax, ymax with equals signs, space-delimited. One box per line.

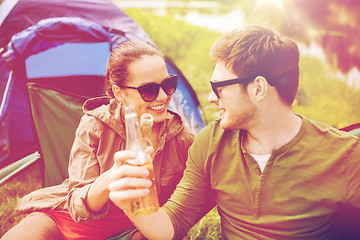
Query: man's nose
xmin=208 ymin=90 xmax=218 ymax=103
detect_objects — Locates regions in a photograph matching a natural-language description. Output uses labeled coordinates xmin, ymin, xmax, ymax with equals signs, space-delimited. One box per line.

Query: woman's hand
xmin=108 ymin=150 xmax=152 ymax=214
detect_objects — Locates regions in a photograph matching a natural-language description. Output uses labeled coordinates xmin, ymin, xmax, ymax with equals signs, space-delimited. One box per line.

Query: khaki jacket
xmin=16 ymin=97 xmax=195 ymax=222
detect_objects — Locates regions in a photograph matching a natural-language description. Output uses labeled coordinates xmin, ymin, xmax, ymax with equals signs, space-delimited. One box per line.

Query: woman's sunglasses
xmin=118 ymin=75 xmax=178 ymax=102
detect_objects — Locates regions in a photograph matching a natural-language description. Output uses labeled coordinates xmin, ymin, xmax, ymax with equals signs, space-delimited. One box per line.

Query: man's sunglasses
xmin=118 ymin=75 xmax=178 ymax=102
xmin=210 ymin=76 xmax=255 ymax=99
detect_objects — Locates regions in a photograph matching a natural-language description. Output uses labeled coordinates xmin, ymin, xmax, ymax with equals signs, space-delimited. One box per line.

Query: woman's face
xmin=115 ymin=55 xmax=173 ymax=123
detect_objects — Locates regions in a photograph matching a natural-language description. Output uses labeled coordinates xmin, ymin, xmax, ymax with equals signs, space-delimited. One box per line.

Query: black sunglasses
xmin=119 ymin=75 xmax=178 ymax=102
xmin=210 ymin=77 xmax=255 ymax=99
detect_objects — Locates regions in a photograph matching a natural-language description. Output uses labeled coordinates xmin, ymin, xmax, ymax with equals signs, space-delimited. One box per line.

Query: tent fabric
xmin=0 ymin=17 xmax=121 ymax=167
xmin=28 ymin=83 xmax=87 ymax=186
xmin=0 ymin=0 xmax=205 ymax=184
xmin=0 ymin=0 xmax=154 ymax=48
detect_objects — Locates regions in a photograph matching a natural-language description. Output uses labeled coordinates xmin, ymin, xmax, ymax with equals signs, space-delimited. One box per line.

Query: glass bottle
xmin=124 ymin=106 xmax=159 ymax=216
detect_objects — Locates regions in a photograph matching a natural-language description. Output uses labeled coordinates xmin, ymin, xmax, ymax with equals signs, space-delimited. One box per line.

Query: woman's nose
xmin=156 ymin=87 xmax=168 ymax=101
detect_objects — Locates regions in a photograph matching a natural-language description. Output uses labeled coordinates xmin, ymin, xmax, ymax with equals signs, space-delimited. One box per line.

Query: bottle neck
xmin=124 ymin=106 xmax=154 ymax=165
xmin=125 ymin=113 xmax=143 ymax=151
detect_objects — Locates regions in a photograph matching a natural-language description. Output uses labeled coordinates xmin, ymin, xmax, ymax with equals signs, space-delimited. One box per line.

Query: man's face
xmin=208 ymin=61 xmax=256 ymax=130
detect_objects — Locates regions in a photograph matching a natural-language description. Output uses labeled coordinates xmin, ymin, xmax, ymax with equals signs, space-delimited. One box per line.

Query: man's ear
xmin=252 ymin=76 xmax=269 ymax=102
xmin=112 ymin=85 xmax=125 ymax=102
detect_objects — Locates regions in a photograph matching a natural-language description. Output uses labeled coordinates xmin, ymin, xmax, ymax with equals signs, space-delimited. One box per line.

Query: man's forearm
xmin=128 ymin=208 xmax=174 ymax=240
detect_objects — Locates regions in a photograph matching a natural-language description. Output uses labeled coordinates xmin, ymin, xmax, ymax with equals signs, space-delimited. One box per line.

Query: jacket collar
xmin=82 ymin=96 xmax=186 ymax=141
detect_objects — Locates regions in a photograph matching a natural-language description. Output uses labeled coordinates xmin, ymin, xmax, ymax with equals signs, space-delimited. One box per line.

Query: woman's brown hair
xmin=104 ymin=41 xmax=163 ymax=97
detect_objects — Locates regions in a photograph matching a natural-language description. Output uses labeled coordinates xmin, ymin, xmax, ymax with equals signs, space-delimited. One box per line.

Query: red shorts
xmin=47 ymin=203 xmax=133 ymax=240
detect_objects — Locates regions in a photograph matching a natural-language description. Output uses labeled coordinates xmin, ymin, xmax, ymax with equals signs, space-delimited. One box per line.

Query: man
xmin=108 ymin=25 xmax=360 ymax=239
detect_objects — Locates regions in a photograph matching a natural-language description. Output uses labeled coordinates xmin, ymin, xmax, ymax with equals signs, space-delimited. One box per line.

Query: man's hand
xmin=108 ymin=150 xmax=152 ymax=214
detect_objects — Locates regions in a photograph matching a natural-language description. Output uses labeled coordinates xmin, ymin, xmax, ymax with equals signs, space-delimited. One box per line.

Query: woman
xmin=2 ymin=41 xmax=195 ymax=240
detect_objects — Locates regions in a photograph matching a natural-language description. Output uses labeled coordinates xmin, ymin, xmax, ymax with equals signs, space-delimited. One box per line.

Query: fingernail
xmin=142 ymin=169 xmax=149 ymax=176
xmin=145 ymin=180 xmax=152 ymax=187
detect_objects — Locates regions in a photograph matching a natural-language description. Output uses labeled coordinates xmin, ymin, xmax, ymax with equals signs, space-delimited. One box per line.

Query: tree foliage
xmin=295 ymin=56 xmax=360 ymax=128
xmin=231 ymin=0 xmax=360 ymax=73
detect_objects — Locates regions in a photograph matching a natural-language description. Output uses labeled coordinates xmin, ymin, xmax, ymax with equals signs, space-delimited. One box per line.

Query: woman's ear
xmin=112 ymin=85 xmax=125 ymax=103
xmin=252 ymin=76 xmax=269 ymax=102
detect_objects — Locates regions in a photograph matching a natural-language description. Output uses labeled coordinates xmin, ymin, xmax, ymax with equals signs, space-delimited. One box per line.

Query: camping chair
xmin=27 ymin=82 xmax=141 ymax=239
xmin=27 ymin=83 xmax=88 ymax=187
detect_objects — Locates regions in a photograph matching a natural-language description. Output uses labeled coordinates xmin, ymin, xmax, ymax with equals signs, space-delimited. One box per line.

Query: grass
xmin=184 ymin=208 xmax=222 ymax=240
xmin=0 ymin=161 xmax=42 ymax=237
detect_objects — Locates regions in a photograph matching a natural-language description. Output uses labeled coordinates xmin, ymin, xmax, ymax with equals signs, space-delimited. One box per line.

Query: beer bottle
xmin=124 ymin=106 xmax=159 ymax=215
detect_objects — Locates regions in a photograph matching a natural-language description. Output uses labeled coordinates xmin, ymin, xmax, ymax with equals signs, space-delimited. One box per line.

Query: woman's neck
xmin=150 ymin=121 xmax=162 ymax=151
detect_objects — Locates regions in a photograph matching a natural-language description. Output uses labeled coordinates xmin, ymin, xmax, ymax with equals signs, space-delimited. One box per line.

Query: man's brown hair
xmin=209 ymin=25 xmax=300 ymax=105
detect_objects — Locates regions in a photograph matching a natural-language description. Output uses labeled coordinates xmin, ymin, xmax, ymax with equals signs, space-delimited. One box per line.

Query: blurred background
xmin=112 ymin=0 xmax=360 ymax=128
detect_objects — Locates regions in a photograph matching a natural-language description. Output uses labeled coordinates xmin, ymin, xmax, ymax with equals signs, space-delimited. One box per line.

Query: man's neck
xmin=244 ymin=111 xmax=302 ymax=155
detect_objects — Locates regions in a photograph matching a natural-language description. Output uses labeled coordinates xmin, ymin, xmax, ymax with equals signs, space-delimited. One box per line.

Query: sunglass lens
xmin=162 ymin=76 xmax=178 ymax=95
xmin=137 ymin=75 xmax=177 ymax=102
xmin=138 ymin=83 xmax=159 ymax=102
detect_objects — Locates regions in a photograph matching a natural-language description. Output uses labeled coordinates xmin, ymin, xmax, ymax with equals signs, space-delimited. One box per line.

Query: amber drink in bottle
xmin=124 ymin=106 xmax=159 ymax=216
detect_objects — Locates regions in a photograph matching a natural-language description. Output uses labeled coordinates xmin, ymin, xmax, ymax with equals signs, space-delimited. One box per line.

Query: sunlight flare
xmin=255 ymin=0 xmax=285 ymax=14
xmin=257 ymin=0 xmax=283 ymax=8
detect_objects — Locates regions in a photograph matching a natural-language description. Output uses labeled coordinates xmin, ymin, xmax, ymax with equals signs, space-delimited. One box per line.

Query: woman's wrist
xmin=86 ymin=171 xmax=111 ymax=212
